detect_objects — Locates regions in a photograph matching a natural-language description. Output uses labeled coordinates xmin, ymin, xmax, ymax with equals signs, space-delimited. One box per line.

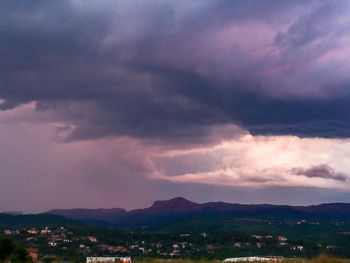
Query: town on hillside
xmin=1 ymin=223 xmax=344 ymax=262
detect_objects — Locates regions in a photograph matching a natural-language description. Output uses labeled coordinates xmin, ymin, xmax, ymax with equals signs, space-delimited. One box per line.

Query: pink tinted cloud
xmin=154 ymin=135 xmax=350 ymax=189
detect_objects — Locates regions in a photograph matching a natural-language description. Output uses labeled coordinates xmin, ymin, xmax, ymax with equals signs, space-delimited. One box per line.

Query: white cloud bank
xmin=155 ymin=135 xmax=350 ymax=189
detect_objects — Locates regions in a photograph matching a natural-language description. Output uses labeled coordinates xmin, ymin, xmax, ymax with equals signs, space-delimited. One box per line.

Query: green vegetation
xmin=0 ymin=238 xmax=31 ymax=262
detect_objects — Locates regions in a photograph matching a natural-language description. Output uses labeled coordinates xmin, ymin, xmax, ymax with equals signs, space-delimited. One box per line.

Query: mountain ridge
xmin=0 ymin=213 xmax=81 ymax=227
xmin=45 ymin=197 xmax=350 ymax=229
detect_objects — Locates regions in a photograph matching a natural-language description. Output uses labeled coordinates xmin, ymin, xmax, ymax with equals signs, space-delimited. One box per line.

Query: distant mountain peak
xmin=151 ymin=197 xmax=200 ymax=210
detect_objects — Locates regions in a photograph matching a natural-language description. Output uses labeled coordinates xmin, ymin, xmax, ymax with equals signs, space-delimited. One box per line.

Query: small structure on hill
xmin=86 ymin=257 xmax=131 ymax=263
xmin=223 ymin=256 xmax=283 ymax=262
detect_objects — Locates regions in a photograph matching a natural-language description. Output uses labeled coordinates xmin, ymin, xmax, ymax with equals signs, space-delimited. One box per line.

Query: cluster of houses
xmin=231 ymin=235 xmax=304 ymax=251
xmin=3 ymin=227 xmax=304 ymax=256
xmin=3 ymin=226 xmax=101 ymax=261
xmin=1 ymin=225 xmax=340 ymax=261
xmin=3 ymin=226 xmax=202 ymax=259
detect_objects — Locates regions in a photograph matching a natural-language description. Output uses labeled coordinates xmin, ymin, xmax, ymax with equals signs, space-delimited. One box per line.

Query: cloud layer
xmin=2 ymin=1 xmax=350 ymax=211
xmin=154 ymin=135 xmax=350 ymax=189
xmin=1 ymin=0 xmax=350 ymax=142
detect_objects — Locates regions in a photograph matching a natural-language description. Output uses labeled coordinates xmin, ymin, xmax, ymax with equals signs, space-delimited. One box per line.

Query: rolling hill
xmin=0 ymin=213 xmax=81 ymax=228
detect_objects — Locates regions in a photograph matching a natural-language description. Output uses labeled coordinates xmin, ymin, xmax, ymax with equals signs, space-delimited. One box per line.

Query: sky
xmin=2 ymin=0 xmax=350 ymax=213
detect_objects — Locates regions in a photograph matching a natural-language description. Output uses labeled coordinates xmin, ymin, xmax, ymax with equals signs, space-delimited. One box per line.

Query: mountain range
xmin=3 ymin=197 xmax=350 ymax=230
xmin=46 ymin=197 xmax=350 ymax=229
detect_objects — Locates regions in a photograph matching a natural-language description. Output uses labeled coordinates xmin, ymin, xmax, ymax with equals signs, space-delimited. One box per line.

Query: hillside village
xmin=0 ymin=222 xmax=341 ymax=262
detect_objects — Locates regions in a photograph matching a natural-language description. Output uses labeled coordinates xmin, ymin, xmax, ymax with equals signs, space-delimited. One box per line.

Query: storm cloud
xmin=1 ymin=0 xmax=350 ymax=144
xmin=3 ymin=1 xmax=350 ymax=212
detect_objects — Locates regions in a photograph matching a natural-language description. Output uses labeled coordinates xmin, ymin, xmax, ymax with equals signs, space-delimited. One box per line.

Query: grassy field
xmin=133 ymin=255 xmax=350 ymax=263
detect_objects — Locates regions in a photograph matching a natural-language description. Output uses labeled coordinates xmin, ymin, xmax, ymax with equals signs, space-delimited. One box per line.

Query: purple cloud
xmin=0 ymin=0 xmax=350 ymax=143
xmin=2 ymin=0 xmax=350 ymax=212
xmin=292 ymin=164 xmax=348 ymax=181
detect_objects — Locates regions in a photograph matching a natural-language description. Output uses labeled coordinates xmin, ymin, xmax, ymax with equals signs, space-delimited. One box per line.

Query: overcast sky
xmin=2 ymin=0 xmax=350 ymax=213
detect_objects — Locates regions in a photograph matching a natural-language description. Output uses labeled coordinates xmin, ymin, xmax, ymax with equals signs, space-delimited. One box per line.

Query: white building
xmin=86 ymin=257 xmax=131 ymax=263
xmin=223 ymin=256 xmax=283 ymax=262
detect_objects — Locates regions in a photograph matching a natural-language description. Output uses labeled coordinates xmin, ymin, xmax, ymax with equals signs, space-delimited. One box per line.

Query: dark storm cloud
xmin=1 ymin=0 xmax=350 ymax=143
xmin=227 ymin=92 xmax=350 ymax=138
xmin=274 ymin=2 xmax=339 ymax=53
xmin=292 ymin=164 xmax=348 ymax=181
xmin=120 ymin=67 xmax=350 ymax=138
